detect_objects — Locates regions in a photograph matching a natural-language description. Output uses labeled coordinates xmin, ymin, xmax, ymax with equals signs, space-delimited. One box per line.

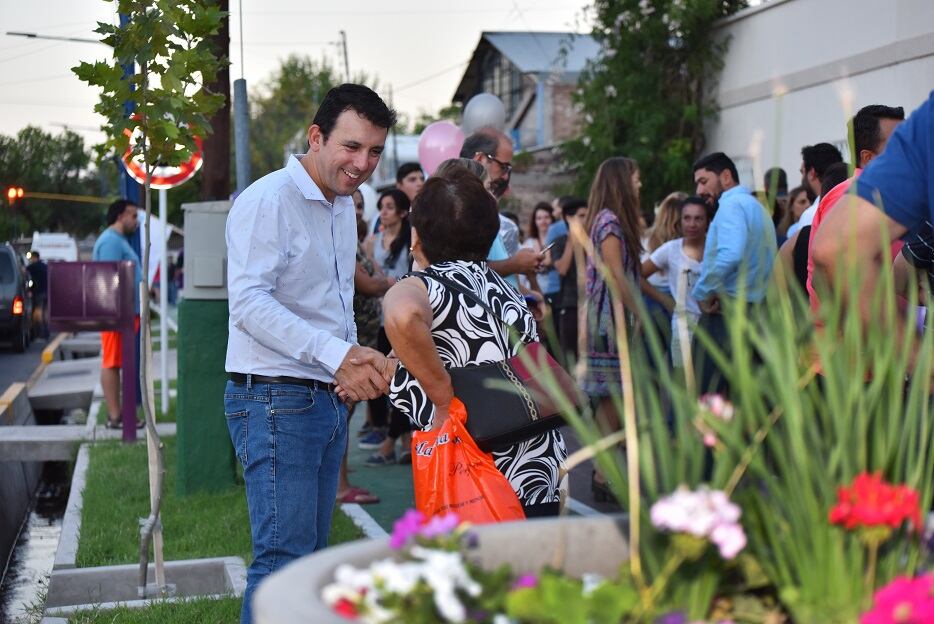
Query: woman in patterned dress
xmin=383 ymin=168 xmax=567 ymax=517
xmin=581 ymin=157 xmax=644 ymax=500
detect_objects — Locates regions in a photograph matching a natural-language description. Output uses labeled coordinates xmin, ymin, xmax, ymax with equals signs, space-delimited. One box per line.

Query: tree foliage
xmin=565 ymin=0 xmax=746 ymax=210
xmin=248 ymin=55 xmax=377 ymax=178
xmin=71 ymin=0 xmax=229 ymax=593
xmin=72 ymin=0 xmax=227 ymax=171
xmin=0 ymin=126 xmax=108 ymax=238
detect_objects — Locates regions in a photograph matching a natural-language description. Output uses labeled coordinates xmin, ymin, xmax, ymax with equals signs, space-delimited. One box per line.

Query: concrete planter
xmin=44 ymin=556 xmax=246 ymax=617
xmin=253 ymin=514 xmax=630 ymax=624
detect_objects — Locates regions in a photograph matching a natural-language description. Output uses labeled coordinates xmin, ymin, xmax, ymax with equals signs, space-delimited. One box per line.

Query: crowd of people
xmin=222 ymin=82 xmax=934 ymax=623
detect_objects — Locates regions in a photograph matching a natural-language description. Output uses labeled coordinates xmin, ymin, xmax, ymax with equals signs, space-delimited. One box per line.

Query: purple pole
xmin=121 ymin=321 xmax=137 ymax=442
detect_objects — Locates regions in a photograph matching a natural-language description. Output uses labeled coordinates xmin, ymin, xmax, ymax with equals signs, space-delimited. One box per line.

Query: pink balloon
xmin=417 ymin=121 xmax=465 ymax=176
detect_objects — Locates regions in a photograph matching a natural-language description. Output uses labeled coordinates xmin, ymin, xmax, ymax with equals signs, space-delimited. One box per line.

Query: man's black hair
xmin=801 ymin=143 xmax=843 ymax=179
xmin=851 ymin=104 xmax=905 ymax=158
xmin=763 ymin=167 xmax=787 ymax=195
xmin=312 ymin=83 xmax=397 ymax=140
xmin=395 ymin=162 xmax=423 ymax=183
xmin=107 ymin=199 xmax=134 ymax=225
xmin=819 ymin=162 xmax=850 ymax=197
xmin=692 ymin=152 xmax=739 ymax=186
xmin=561 ymin=197 xmax=588 ymax=218
xmin=459 ymin=130 xmax=500 ymax=160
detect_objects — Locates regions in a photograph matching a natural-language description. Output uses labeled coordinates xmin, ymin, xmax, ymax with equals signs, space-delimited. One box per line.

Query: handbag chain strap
xmin=411 ymin=269 xmax=536 ymax=346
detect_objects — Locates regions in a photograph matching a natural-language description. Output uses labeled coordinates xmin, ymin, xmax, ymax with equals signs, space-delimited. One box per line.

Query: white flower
xmin=710 ymin=523 xmax=747 ymax=559
xmin=650 ymin=486 xmax=746 ymax=560
xmin=604 ymin=84 xmax=618 ymax=98
xmin=581 ymin=573 xmax=605 ymax=596
xmin=411 ymin=546 xmax=482 ymax=623
xmin=582 ymin=136 xmax=592 ymax=146
xmin=639 ymin=0 xmax=655 ymax=16
xmin=321 ymin=582 xmax=360 ymax=606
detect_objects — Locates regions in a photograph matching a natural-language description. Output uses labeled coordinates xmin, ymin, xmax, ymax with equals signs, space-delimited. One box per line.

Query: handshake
xmin=334 ymin=345 xmax=399 ymax=403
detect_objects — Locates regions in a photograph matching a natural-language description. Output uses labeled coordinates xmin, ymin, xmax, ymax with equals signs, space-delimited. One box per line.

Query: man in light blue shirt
xmin=691 ymin=152 xmax=777 ymax=392
xmin=224 ymin=84 xmax=397 ymax=624
xmin=92 ymin=199 xmax=144 ymax=428
xmin=460 ymin=129 xmax=544 ymax=289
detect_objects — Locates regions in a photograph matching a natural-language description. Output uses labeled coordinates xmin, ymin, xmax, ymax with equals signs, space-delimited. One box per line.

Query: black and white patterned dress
xmin=389 ymin=261 xmax=567 ymax=509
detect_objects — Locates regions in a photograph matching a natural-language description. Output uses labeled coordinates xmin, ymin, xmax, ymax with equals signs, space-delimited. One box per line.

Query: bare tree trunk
xmin=136 ymin=59 xmax=168 ymax=599
xmin=201 ymin=0 xmax=231 ymax=201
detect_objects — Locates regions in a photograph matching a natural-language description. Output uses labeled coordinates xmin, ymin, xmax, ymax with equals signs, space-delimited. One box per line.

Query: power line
xmin=237 ymin=7 xmax=569 ymax=16
xmin=395 ymin=59 xmax=471 ymax=93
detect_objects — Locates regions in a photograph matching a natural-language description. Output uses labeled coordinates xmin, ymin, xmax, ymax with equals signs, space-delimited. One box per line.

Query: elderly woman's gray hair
xmin=434 ymin=157 xmax=488 ymax=183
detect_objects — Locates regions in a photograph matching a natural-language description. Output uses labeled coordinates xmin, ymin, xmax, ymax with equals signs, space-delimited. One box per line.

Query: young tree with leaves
xmin=73 ymin=0 xmax=226 ymax=597
xmin=565 ymin=0 xmax=746 ymax=212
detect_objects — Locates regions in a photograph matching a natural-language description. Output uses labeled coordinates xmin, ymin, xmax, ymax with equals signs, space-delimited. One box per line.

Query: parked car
xmin=0 ymin=243 xmax=32 ymax=352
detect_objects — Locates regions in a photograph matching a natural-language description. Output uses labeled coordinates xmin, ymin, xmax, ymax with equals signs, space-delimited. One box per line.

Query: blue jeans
xmin=224 ymin=380 xmax=348 ymax=624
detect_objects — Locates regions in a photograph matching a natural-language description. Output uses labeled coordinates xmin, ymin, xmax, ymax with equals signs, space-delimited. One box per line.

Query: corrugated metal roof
xmin=483 ymin=31 xmax=600 ymax=74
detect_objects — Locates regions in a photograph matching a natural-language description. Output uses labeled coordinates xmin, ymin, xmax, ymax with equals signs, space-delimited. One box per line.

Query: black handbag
xmin=414 ymin=269 xmax=582 ymax=452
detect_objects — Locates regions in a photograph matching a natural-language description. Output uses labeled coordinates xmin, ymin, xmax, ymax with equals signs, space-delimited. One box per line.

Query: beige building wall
xmin=706 ymin=0 xmax=934 ymax=189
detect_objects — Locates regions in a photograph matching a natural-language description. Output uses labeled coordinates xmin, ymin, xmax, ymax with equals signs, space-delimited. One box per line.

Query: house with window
xmin=452 ymin=31 xmax=600 ymax=151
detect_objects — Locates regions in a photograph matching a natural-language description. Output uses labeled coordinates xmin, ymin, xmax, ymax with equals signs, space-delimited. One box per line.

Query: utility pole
xmin=339 ymin=30 xmax=350 ymax=82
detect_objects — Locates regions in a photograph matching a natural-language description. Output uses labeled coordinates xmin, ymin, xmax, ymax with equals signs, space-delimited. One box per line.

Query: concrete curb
xmin=44 ymin=556 xmax=246 ymax=617
xmin=53 ymin=444 xmax=89 ymax=570
xmin=339 ymin=503 xmax=389 ymax=539
xmin=566 ymin=497 xmax=602 ymax=517
xmin=24 ymin=332 xmax=69 ymax=391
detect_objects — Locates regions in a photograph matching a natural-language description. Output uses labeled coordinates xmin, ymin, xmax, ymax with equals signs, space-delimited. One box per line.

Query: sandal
xmin=591 ymin=470 xmax=613 ymax=503
xmin=106 ymin=418 xmax=145 ymax=430
xmin=336 ymin=487 xmax=380 ymax=505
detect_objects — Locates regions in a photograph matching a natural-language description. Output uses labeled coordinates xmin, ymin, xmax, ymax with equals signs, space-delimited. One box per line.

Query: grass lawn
xmin=69 ymin=597 xmax=241 ymax=624
xmin=70 ymin=436 xmax=364 ymax=622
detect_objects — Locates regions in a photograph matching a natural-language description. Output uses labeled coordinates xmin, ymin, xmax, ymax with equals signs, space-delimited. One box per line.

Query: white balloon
xmin=462 ymin=93 xmax=506 ymax=134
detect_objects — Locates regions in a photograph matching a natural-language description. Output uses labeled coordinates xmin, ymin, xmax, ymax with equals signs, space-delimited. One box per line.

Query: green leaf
xmin=587 ymin=582 xmax=639 ymax=622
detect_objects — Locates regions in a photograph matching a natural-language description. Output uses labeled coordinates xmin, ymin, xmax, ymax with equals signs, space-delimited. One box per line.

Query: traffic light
xmin=6 ymin=186 xmax=24 ymax=209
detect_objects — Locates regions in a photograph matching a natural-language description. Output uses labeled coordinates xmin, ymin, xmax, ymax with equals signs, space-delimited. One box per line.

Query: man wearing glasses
xmin=460 ymin=128 xmax=544 ymax=285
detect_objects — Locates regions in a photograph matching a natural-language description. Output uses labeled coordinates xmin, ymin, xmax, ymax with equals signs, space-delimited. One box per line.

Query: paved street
xmin=0 ymin=336 xmax=46 ymax=391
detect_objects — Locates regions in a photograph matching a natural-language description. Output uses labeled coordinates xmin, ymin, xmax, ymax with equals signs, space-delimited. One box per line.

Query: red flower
xmin=332 ymin=597 xmax=359 ymax=620
xmin=829 ymin=472 xmax=922 ymax=533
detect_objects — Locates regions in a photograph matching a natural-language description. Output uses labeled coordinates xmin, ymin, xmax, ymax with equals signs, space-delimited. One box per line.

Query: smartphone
xmin=523 ymin=294 xmax=540 ymax=307
xmin=541 ymin=240 xmax=558 ymax=254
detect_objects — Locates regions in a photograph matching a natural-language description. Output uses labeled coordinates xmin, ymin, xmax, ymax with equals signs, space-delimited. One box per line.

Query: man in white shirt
xmin=224 ymin=84 xmax=397 ymax=624
xmin=787 ymin=142 xmax=843 ymax=238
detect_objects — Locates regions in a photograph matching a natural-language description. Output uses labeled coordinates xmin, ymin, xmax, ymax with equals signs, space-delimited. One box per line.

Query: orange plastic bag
xmin=411 ymin=398 xmax=525 ymax=524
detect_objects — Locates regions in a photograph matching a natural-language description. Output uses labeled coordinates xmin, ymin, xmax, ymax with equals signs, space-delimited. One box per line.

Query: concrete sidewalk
xmin=340 ymin=405 xmax=619 ymax=533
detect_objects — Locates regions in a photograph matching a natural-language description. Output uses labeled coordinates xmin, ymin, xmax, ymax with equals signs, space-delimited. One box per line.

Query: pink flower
xmin=703 ymin=432 xmax=718 ymax=448
xmin=699 ymin=394 xmax=734 ymax=422
xmin=419 ymin=512 xmax=460 ymax=539
xmin=861 ymin=574 xmax=934 ymax=624
xmin=512 ymin=573 xmax=538 ymax=589
xmin=390 ymin=509 xmax=425 ymax=549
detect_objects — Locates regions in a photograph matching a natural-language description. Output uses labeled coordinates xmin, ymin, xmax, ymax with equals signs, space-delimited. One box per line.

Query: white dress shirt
xmin=225 ymin=155 xmax=357 ymax=382
xmin=786 ymin=195 xmax=820 ymax=239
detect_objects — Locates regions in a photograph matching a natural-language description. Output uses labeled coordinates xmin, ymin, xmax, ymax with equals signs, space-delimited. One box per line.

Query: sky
xmin=0 ymin=0 xmax=593 ymax=146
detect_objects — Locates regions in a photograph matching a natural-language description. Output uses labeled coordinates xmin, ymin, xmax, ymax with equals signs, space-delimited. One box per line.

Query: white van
xmin=30 ymin=232 xmax=78 ymax=262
